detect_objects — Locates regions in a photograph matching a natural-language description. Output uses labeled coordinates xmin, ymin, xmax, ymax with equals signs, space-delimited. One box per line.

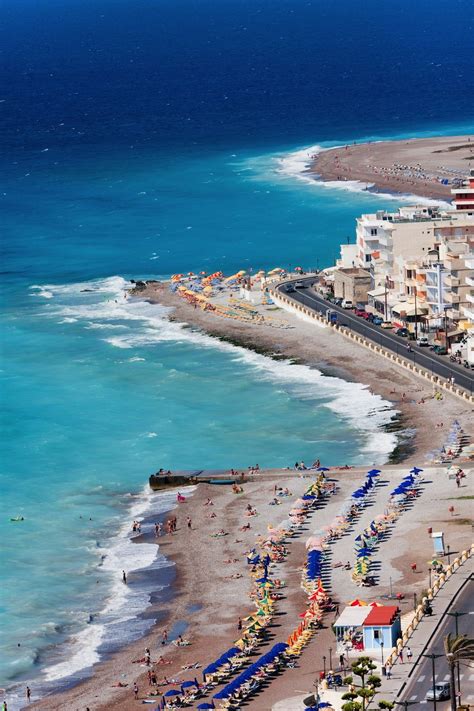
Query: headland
xmin=308 ymin=134 xmax=474 ymax=199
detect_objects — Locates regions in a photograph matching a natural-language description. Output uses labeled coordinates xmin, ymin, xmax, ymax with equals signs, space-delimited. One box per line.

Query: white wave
xmin=144 ymin=431 xmax=158 ymax=438
xmin=38 ymin=275 xmax=398 ymax=461
xmin=128 ymin=356 xmax=146 ymax=362
xmin=44 ymin=485 xmax=195 ymax=683
xmin=275 ymin=144 xmax=451 ymax=207
xmin=30 ymin=285 xmax=54 ymax=299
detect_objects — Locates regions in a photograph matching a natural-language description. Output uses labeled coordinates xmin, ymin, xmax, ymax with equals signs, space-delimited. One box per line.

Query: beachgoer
xmin=339 ymin=653 xmax=344 ymax=669
xmin=406 ymin=647 xmax=413 ymax=662
xmin=148 ymin=669 xmax=152 ymax=685
xmin=154 ymin=523 xmax=159 ymax=537
xmin=133 ymin=682 xmax=139 ymax=700
xmin=122 ymin=570 xmax=127 ymax=584
xmin=145 ymin=647 xmax=151 ymax=665
xmin=151 ymin=670 xmax=157 ymax=685
xmin=186 ymin=516 xmax=192 ymax=529
xmin=398 ymin=649 xmax=404 ymax=663
xmin=238 ymin=617 xmax=242 ymax=631
xmin=3 ymin=702 xmax=7 ymax=711
xmin=162 ymin=629 xmax=168 ymax=645
xmin=26 ymin=686 xmax=31 ymax=702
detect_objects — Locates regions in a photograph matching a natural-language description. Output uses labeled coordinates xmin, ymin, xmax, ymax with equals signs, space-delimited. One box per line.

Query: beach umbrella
xmin=367 ymin=469 xmax=381 ymax=476
xmin=164 ymin=689 xmax=181 ymax=697
xmin=348 ymin=599 xmax=367 ymax=606
xmin=410 ymin=467 xmax=423 ymax=474
xmin=197 ymin=704 xmax=215 ymax=710
xmin=317 ymin=467 xmax=329 ymax=472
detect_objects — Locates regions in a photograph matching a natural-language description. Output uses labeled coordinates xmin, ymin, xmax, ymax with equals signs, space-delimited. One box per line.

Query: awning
xmin=367 ymin=287 xmax=387 ymax=298
xmin=391 ymin=302 xmax=428 ymax=316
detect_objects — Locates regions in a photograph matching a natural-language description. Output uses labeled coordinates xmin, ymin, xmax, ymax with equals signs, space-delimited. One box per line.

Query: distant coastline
xmin=306 ymin=134 xmax=473 ymax=200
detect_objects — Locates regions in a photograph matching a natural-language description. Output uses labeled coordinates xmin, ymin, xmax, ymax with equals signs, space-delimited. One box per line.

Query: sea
xmin=1 ymin=0 xmax=473 ymax=705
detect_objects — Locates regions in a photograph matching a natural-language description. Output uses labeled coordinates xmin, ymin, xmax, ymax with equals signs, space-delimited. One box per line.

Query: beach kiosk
xmin=362 ymin=605 xmax=401 ymax=651
xmin=334 ymin=605 xmax=371 ymax=653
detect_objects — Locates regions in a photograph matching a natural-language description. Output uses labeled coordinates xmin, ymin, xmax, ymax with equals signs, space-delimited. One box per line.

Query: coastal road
xmin=276 ymin=279 xmax=474 ymax=394
xmin=399 ymin=576 xmax=474 ymax=709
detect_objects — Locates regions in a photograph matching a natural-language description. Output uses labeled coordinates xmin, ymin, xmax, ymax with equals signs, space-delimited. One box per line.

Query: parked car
xmin=426 ymin=682 xmax=450 ymax=701
xmin=431 ymin=345 xmax=448 ymax=355
xmin=355 ymin=308 xmax=369 ymax=318
xmin=372 ymin=316 xmax=384 ymax=326
xmin=333 ymin=297 xmax=343 ymax=306
xmin=396 ymin=327 xmax=410 ymax=338
xmin=294 ymin=280 xmax=307 ymax=289
xmin=380 ymin=321 xmax=393 ymax=329
xmin=416 ymin=336 xmax=429 ymax=347
xmin=341 ymin=299 xmax=353 ymax=309
xmin=286 ymin=285 xmax=296 ymax=293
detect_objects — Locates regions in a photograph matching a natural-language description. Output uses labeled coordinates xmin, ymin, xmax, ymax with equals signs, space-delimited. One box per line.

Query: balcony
xmin=461 ymin=305 xmax=474 ymax=321
xmin=444 ymin=291 xmax=461 ymax=304
xmin=444 ymin=274 xmax=460 ymax=287
xmin=466 ymin=293 xmax=474 ymax=304
xmin=466 ymin=275 xmax=474 ymax=287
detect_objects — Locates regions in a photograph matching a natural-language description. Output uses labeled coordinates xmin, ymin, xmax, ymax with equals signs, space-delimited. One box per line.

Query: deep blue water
xmin=0 ymin=0 xmax=472 ymax=705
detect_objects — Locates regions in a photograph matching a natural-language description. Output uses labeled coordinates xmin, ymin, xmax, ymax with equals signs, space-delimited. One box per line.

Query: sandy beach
xmin=308 ymin=135 xmax=474 ymax=199
xmin=30 ymin=464 xmax=472 ymax=711
xmin=28 ymin=283 xmax=473 ymax=711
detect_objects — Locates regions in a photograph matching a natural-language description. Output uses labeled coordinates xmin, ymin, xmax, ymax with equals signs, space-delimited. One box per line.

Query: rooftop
xmin=363 ymin=605 xmax=400 ymax=627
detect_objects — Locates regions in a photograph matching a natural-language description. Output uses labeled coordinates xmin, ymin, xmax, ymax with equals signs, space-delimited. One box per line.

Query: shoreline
xmin=21 ymin=279 xmax=472 ymax=710
xmin=305 ymin=134 xmax=473 ymax=200
xmin=133 ymin=282 xmax=471 ymax=466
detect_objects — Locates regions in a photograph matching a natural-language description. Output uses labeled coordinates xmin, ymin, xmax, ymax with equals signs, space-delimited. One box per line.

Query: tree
xmin=342 ymin=703 xmax=363 ymax=711
xmin=444 ymin=633 xmax=474 ymax=711
xmin=378 ymin=702 xmax=395 ymax=710
xmin=367 ymin=674 xmax=382 ymax=690
xmin=351 ymin=656 xmax=377 ymax=688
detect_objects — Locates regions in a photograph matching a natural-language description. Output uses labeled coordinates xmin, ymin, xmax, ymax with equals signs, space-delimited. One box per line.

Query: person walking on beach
xmin=238 ymin=617 xmax=242 ymax=631
xmin=133 ymin=682 xmax=139 ymax=700
xmin=26 ymin=686 xmax=31 ymax=702
xmin=161 ymin=629 xmax=168 ymax=645
xmin=406 ymin=647 xmax=413 ymax=663
xmin=3 ymin=701 xmax=8 ymax=711
xmin=122 ymin=570 xmax=127 ymax=584
xmin=145 ymin=647 xmax=151 ymax=666
xmin=187 ymin=516 xmax=192 ymax=529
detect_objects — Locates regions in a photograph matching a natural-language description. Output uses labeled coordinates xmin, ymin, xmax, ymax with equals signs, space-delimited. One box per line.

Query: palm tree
xmin=444 ymin=633 xmax=474 ymax=711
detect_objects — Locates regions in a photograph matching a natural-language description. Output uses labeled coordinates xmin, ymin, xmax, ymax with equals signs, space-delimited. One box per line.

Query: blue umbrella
xmin=317 ymin=467 xmax=329 ymax=471
xmin=410 ymin=467 xmax=423 ymax=474
xmin=164 ymin=689 xmax=181 ymax=697
xmin=368 ymin=469 xmax=381 ymax=475
xmin=197 ymin=704 xmax=215 ymax=710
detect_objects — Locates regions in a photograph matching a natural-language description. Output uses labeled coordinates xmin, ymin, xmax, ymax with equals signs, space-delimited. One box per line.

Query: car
xmin=431 ymin=345 xmax=448 ymax=355
xmin=294 ymin=281 xmax=308 ymax=289
xmin=380 ymin=321 xmax=393 ymax=329
xmin=416 ymin=336 xmax=429 ymax=347
xmin=372 ymin=316 xmax=384 ymax=326
xmin=341 ymin=299 xmax=353 ymax=309
xmin=426 ymin=681 xmax=450 ymax=701
xmin=285 ymin=285 xmax=296 ymax=293
xmin=355 ymin=308 xmax=367 ymax=317
xmin=396 ymin=327 xmax=410 ymax=337
xmin=333 ymin=297 xmax=343 ymax=306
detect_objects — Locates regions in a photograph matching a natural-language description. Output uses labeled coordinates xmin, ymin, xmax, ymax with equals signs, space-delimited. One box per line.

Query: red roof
xmin=362 ymin=606 xmax=399 ymax=626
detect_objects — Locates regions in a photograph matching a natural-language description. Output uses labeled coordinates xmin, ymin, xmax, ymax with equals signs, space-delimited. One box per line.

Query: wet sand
xmin=308 ymin=134 xmax=474 ymax=199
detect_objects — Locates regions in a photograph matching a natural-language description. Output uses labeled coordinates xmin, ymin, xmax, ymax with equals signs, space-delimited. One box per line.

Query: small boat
xmin=10 ymin=516 xmax=25 ymax=522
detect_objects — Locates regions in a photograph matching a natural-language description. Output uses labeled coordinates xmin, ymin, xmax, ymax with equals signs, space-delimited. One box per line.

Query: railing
xmin=384 ymin=544 xmax=474 ymax=669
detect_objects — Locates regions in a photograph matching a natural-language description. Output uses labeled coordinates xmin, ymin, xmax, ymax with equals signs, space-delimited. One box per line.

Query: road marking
xmin=416 ymin=675 xmax=426 ymax=682
xmin=442 ymin=674 xmax=450 ymax=681
xmin=409 ymin=695 xmax=418 ymax=701
xmin=469 ymin=673 xmax=474 ymax=681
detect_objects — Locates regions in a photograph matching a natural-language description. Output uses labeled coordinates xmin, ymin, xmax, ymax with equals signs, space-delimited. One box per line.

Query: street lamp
xmin=447 ymin=545 xmax=451 ymax=564
xmin=428 ymin=567 xmax=432 ymax=589
xmin=423 ymin=653 xmax=443 ymax=711
xmin=329 ymin=647 xmax=333 ymax=671
xmin=447 ymin=611 xmax=467 ymax=706
xmin=380 ymin=639 xmax=385 ymax=666
xmin=323 ymin=655 xmax=327 ymax=676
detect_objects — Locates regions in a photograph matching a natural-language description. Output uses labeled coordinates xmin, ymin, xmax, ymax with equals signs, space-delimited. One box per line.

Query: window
xmin=374 ymin=629 xmax=381 ymax=640
xmin=365 ymin=255 xmax=372 ymax=263
xmin=370 ymin=228 xmax=378 ymax=236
